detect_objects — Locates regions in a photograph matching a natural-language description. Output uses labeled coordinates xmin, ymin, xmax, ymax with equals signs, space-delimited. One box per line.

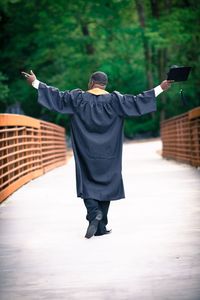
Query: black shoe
xmin=94 ymin=229 xmax=112 ymax=236
xmin=85 ymin=211 xmax=103 ymax=239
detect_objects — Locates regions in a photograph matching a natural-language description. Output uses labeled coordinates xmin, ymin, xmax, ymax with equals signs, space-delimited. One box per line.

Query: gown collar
xmin=87 ymin=88 xmax=109 ymax=95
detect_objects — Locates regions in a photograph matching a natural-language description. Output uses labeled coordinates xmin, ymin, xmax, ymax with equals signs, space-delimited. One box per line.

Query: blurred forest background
xmin=0 ymin=0 xmax=199 ymax=138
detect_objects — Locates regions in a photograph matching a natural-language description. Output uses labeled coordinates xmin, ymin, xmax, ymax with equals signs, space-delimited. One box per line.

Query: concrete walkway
xmin=0 ymin=140 xmax=200 ymax=300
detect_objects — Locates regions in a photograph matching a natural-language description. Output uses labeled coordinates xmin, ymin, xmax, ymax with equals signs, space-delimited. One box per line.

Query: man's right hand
xmin=21 ymin=70 xmax=36 ymax=85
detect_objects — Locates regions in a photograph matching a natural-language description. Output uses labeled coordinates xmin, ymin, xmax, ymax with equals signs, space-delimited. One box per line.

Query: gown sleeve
xmin=37 ymin=82 xmax=81 ymax=114
xmin=112 ymin=89 xmax=157 ymax=117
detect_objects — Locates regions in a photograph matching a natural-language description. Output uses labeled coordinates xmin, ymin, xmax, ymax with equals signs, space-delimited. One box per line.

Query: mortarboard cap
xmin=166 ymin=65 xmax=192 ymax=106
xmin=167 ymin=65 xmax=191 ymax=82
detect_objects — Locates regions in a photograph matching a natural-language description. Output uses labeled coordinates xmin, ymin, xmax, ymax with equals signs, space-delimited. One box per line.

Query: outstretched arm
xmin=21 ymin=70 xmax=77 ymax=114
xmin=112 ymin=80 xmax=174 ymax=117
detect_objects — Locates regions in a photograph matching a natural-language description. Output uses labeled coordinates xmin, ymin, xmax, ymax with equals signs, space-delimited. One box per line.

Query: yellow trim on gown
xmin=87 ymin=88 xmax=109 ymax=95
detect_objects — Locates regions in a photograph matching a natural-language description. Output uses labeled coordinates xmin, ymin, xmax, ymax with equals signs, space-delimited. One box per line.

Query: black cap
xmin=90 ymin=71 xmax=108 ymax=85
xmin=167 ymin=65 xmax=192 ymax=106
xmin=167 ymin=65 xmax=191 ymax=82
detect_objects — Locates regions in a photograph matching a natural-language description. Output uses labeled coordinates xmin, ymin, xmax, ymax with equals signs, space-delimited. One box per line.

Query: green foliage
xmin=0 ymin=0 xmax=199 ymax=138
xmin=124 ymin=116 xmax=159 ymax=139
xmin=0 ymin=72 xmax=9 ymax=104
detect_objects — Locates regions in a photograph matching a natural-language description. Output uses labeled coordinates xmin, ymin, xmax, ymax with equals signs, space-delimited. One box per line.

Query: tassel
xmin=179 ymin=89 xmax=188 ymax=106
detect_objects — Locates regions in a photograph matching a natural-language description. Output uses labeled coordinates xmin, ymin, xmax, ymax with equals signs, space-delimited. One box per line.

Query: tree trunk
xmin=150 ymin=0 xmax=169 ymax=122
xmin=158 ymin=49 xmax=168 ymax=121
xmin=80 ymin=22 xmax=95 ymax=55
xmin=150 ymin=0 xmax=159 ymax=18
xmin=135 ymin=0 xmax=155 ymax=122
xmin=135 ymin=0 xmax=154 ymax=90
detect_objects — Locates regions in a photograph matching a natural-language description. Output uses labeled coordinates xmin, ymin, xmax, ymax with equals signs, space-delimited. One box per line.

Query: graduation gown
xmin=37 ymin=82 xmax=156 ymax=201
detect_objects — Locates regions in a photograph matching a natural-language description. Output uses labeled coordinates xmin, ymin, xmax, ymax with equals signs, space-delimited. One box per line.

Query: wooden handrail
xmin=0 ymin=114 xmax=67 ymax=203
xmin=0 ymin=153 xmax=41 ymax=171
xmin=160 ymin=107 xmax=200 ymax=167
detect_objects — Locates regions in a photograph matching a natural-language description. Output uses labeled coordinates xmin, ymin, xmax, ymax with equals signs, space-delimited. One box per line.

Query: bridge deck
xmin=0 ymin=140 xmax=200 ymax=300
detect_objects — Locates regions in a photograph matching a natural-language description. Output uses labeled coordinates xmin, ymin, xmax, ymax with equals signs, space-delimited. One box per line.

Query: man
xmin=22 ymin=70 xmax=173 ymax=239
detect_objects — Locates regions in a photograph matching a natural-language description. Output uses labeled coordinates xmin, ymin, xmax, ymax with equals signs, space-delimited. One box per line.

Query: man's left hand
xmin=160 ymin=80 xmax=174 ymax=91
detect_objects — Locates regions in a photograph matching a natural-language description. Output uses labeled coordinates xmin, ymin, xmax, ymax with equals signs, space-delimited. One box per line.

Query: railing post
xmin=188 ymin=107 xmax=200 ymax=167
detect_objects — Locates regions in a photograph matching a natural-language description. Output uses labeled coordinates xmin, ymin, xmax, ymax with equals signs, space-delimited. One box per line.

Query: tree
xmin=0 ymin=0 xmax=199 ymax=138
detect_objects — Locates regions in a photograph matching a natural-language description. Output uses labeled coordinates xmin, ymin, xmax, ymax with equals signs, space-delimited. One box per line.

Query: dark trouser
xmin=84 ymin=198 xmax=110 ymax=235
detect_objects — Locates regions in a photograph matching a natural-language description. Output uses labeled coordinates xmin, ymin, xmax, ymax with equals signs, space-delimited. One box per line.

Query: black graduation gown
xmin=37 ymin=82 xmax=156 ymax=201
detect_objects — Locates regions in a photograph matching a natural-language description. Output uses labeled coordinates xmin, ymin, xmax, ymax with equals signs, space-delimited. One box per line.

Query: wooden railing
xmin=0 ymin=114 xmax=67 ymax=203
xmin=161 ymin=107 xmax=200 ymax=167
